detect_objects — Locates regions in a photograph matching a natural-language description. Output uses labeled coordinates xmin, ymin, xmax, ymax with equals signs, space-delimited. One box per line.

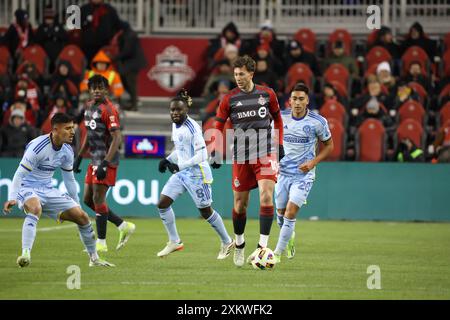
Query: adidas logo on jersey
xmin=44 ymin=157 xmax=50 ymax=161
xmin=236 ymin=101 xmax=243 ymax=106
xmin=284 ymin=125 xmax=288 ymax=129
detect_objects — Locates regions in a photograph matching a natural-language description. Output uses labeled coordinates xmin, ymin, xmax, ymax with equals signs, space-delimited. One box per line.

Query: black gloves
xmin=96 ymin=160 xmax=109 ymax=180
xmin=167 ymin=163 xmax=180 ymax=174
xmin=158 ymin=159 xmax=180 ymax=174
xmin=278 ymin=144 xmax=285 ymax=161
xmin=210 ymin=150 xmax=222 ymax=169
xmin=73 ymin=156 xmax=82 ymax=173
xmin=158 ymin=159 xmax=170 ymax=173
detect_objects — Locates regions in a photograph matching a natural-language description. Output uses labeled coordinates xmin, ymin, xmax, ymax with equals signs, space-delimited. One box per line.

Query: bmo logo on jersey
xmin=237 ymin=107 xmax=267 ymax=119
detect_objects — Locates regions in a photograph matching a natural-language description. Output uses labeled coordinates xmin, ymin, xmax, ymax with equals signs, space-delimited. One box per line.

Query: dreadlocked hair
xmin=171 ymin=88 xmax=193 ymax=108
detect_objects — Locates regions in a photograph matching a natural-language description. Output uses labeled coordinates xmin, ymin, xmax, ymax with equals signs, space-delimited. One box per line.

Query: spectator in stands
xmin=16 ymin=61 xmax=44 ymax=90
xmin=111 ymin=21 xmax=147 ymax=111
xmin=373 ymin=26 xmax=401 ymax=60
xmin=1 ymin=9 xmax=34 ymax=59
xmin=284 ymin=40 xmax=320 ymax=76
xmin=223 ymin=44 xmax=239 ymax=65
xmin=253 ymin=59 xmax=278 ymax=92
xmin=241 ymin=20 xmax=284 ymax=61
xmin=254 ymin=42 xmax=284 ymax=77
xmin=354 ymin=97 xmax=394 ymax=129
xmin=34 ymin=6 xmax=68 ymax=74
xmin=40 ymin=92 xmax=75 ymax=134
xmin=316 ymin=82 xmax=348 ymax=109
xmin=396 ymin=138 xmax=425 ymax=162
xmin=431 ymin=122 xmax=450 ymax=162
xmin=352 ymin=75 xmax=392 ymax=114
xmin=402 ymin=61 xmax=432 ymax=93
xmin=376 ymin=61 xmax=397 ymax=99
xmin=50 ymin=60 xmax=80 ymax=104
xmin=79 ymin=50 xmax=124 ymax=99
xmin=14 ymin=75 xmax=42 ymax=115
xmin=323 ymin=40 xmax=359 ymax=77
xmin=208 ymin=22 xmax=241 ymax=65
xmin=401 ymin=22 xmax=437 ymax=61
xmin=0 ymin=108 xmax=37 ymax=157
xmin=202 ymin=59 xmax=235 ymax=98
xmin=80 ymin=0 xmax=121 ymax=61
xmin=392 ymin=80 xmax=421 ymax=110
xmin=201 ymin=79 xmax=231 ymax=124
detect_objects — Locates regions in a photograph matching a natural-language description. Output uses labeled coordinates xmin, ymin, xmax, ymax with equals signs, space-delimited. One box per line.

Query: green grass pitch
xmin=0 ymin=218 xmax=449 ymax=299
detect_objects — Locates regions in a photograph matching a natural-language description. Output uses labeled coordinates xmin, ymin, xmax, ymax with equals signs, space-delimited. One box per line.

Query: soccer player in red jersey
xmin=73 ymin=75 xmax=135 ymax=253
xmin=210 ymin=55 xmax=285 ymax=267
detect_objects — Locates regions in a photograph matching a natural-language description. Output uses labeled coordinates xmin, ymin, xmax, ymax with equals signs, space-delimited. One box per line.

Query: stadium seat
xmin=356 ymin=118 xmax=386 ymax=162
xmin=328 ymin=80 xmax=348 ymax=98
xmin=439 ymin=101 xmax=450 ymax=127
xmin=438 ymin=83 xmax=450 ymax=108
xmin=398 ymin=100 xmax=426 ymax=126
xmin=443 ymin=49 xmax=450 ymax=78
xmin=285 ymin=63 xmax=314 ymax=93
xmin=364 ymin=63 xmax=378 ymax=78
xmin=322 ymin=118 xmax=346 ymax=161
xmin=323 ymin=63 xmax=350 ymax=93
xmin=407 ymin=81 xmax=428 ymax=106
xmin=294 ymin=28 xmax=316 ymax=53
xmin=396 ymin=118 xmax=425 ymax=149
xmin=18 ymin=44 xmax=49 ymax=75
xmin=367 ymin=29 xmax=379 ymax=48
xmin=328 ymin=29 xmax=352 ymax=56
xmin=0 ymin=46 xmax=11 ymax=76
xmin=56 ymin=44 xmax=87 ymax=78
xmin=320 ymin=100 xmax=347 ymax=127
xmin=444 ymin=32 xmax=450 ymax=52
xmin=401 ymin=46 xmax=429 ymax=76
xmin=365 ymin=46 xmax=392 ymax=68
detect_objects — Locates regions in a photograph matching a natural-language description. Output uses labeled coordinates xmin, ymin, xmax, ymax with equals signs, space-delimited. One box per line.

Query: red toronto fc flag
xmin=138 ymin=37 xmax=209 ymax=97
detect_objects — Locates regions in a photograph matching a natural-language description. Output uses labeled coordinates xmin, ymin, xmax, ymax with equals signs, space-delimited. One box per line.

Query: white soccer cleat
xmin=157 ymin=241 xmax=184 ymax=257
xmin=89 ymin=258 xmax=116 ymax=267
xmin=233 ymin=247 xmax=245 ymax=267
xmin=217 ymin=240 xmax=235 ymax=260
xmin=17 ymin=249 xmax=31 ymax=268
xmin=246 ymin=247 xmax=262 ymax=265
xmin=116 ymin=221 xmax=136 ymax=251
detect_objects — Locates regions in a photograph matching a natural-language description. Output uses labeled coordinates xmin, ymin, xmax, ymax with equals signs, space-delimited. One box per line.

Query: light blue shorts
xmin=17 ymin=185 xmax=79 ymax=221
xmin=275 ymin=173 xmax=314 ymax=209
xmin=161 ymin=173 xmax=213 ymax=209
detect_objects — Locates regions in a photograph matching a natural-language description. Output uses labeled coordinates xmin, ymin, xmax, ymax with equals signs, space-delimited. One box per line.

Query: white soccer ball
xmin=250 ymin=247 xmax=276 ymax=270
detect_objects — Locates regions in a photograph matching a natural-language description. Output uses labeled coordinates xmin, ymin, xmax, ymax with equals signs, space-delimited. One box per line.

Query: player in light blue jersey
xmin=2 ymin=113 xmax=114 ymax=267
xmin=156 ymin=89 xmax=235 ymax=259
xmin=273 ymin=83 xmax=334 ymax=263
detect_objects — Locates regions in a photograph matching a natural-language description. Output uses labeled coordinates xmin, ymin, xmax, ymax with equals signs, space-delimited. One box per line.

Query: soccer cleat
xmin=96 ymin=242 xmax=108 ymax=253
xmin=157 ymin=241 xmax=184 ymax=257
xmin=246 ymin=247 xmax=262 ymax=265
xmin=286 ymin=231 xmax=296 ymax=259
xmin=17 ymin=249 xmax=31 ymax=268
xmin=217 ymin=240 xmax=235 ymax=260
xmin=89 ymin=258 xmax=116 ymax=267
xmin=116 ymin=221 xmax=136 ymax=251
xmin=233 ymin=247 xmax=245 ymax=267
xmin=274 ymin=253 xmax=281 ymax=264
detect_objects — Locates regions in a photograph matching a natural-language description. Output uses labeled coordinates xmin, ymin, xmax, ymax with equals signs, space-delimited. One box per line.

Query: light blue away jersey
xmin=279 ymin=109 xmax=331 ymax=177
xmin=169 ymin=116 xmax=213 ymax=183
xmin=19 ymin=134 xmax=74 ymax=188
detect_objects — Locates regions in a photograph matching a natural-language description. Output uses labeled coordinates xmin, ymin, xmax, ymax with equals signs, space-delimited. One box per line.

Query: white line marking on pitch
xmin=0 ymin=224 xmax=78 ymax=233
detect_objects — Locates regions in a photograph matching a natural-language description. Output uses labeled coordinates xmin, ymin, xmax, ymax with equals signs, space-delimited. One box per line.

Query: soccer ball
xmin=250 ymin=248 xmax=276 ymax=270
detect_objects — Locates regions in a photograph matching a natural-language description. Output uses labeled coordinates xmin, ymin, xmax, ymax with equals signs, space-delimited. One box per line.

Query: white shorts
xmin=275 ymin=173 xmax=314 ymax=209
xmin=17 ymin=185 xmax=79 ymax=222
xmin=161 ymin=173 xmax=213 ymax=209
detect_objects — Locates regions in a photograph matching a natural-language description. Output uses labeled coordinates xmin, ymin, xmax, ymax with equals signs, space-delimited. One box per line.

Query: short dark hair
xmin=51 ymin=113 xmax=73 ymax=127
xmin=88 ymin=74 xmax=109 ymax=90
xmin=233 ymin=55 xmax=256 ymax=73
xmin=292 ymin=83 xmax=309 ymax=95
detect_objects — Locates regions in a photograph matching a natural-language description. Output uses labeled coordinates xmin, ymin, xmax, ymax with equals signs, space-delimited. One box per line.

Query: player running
xmin=210 ymin=55 xmax=285 ymax=267
xmin=3 ymin=113 xmax=114 ymax=267
xmin=73 ymin=75 xmax=135 ymax=253
xmin=273 ymin=83 xmax=334 ymax=263
xmin=156 ymin=89 xmax=235 ymax=259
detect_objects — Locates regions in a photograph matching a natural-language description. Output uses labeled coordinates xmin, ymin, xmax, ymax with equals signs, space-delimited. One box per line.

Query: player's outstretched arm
xmin=3 ymin=200 xmax=17 ymax=215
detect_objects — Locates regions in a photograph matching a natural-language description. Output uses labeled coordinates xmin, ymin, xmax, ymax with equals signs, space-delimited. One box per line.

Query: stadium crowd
xmin=0 ymin=0 xmax=146 ymax=158
xmin=0 ymin=1 xmax=449 ymax=163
